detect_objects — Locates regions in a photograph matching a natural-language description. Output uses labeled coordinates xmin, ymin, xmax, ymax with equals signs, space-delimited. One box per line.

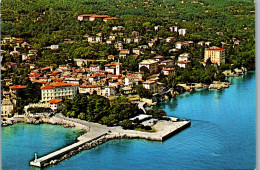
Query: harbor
xmin=29 ymin=114 xmax=190 ymax=168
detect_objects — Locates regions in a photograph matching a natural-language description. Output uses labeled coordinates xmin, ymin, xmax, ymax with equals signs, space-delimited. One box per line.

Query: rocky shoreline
xmin=1 ymin=115 xmax=83 ymax=131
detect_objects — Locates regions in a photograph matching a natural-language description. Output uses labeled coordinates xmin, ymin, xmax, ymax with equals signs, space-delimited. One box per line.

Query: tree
xmin=119 ymin=119 xmax=134 ymax=129
xmin=135 ymin=85 xmax=152 ymax=99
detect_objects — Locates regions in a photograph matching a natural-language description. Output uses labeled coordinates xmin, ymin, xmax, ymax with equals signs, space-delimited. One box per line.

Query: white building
xmin=1 ymin=99 xmax=14 ymax=117
xmin=139 ymin=59 xmax=159 ymax=74
xmin=90 ymin=65 xmax=100 ymax=72
xmin=50 ymin=99 xmax=63 ymax=112
xmin=178 ymin=53 xmax=191 ymax=61
xmin=41 ymin=82 xmax=78 ymax=102
xmin=178 ymin=29 xmax=187 ymax=36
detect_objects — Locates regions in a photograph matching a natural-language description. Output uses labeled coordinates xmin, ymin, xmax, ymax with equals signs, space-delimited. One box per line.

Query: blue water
xmin=1 ymin=123 xmax=84 ymax=170
xmin=2 ymin=72 xmax=255 ymax=170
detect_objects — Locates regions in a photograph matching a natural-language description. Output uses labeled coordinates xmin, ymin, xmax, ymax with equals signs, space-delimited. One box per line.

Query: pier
xmin=29 ymin=114 xmax=191 ymax=168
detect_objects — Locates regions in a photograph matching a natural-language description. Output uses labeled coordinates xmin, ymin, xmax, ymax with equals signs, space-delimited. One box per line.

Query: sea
xmin=1 ymin=71 xmax=255 ymax=170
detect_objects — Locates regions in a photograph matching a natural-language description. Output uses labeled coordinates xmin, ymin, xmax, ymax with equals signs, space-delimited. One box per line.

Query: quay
xmin=30 ymin=114 xmax=190 ymax=168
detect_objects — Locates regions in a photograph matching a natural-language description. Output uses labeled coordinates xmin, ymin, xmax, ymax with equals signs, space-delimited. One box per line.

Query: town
xmin=1 ymin=0 xmax=255 ymax=169
xmin=1 ymin=13 xmax=248 ymax=121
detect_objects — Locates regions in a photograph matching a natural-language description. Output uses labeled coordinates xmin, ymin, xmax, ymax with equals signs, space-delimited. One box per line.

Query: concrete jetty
xmin=29 ymin=114 xmax=190 ymax=168
xmin=30 ymin=133 xmax=107 ymax=167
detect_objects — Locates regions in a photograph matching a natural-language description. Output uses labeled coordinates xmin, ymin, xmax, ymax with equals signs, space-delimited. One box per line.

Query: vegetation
xmin=135 ymin=85 xmax=152 ymax=99
xmin=62 ymin=94 xmax=143 ymax=126
xmin=146 ymin=109 xmax=167 ymax=119
xmin=1 ymin=0 xmax=254 ymax=69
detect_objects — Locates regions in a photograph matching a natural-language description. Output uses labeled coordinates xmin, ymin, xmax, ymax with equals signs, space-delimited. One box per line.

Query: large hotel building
xmin=204 ymin=46 xmax=225 ymax=66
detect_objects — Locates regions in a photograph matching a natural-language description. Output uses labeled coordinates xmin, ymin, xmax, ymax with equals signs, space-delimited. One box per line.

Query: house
xmin=103 ymin=17 xmax=118 ymax=23
xmin=9 ymin=85 xmax=27 ymax=95
xmin=154 ymin=25 xmax=162 ymax=31
xmin=132 ymin=31 xmax=140 ymax=37
xmin=51 ymin=45 xmax=59 ymax=50
xmin=177 ymin=60 xmax=191 ymax=68
xmin=169 ymin=26 xmax=178 ymax=32
xmin=78 ymin=14 xmax=110 ymax=21
xmin=160 ymin=60 xmax=174 ymax=67
xmin=175 ymin=42 xmax=182 ymax=49
xmin=148 ymin=41 xmax=155 ymax=47
xmin=79 ymin=85 xmax=102 ymax=95
xmin=154 ymin=56 xmax=165 ymax=62
xmin=234 ymin=40 xmax=241 ymax=45
xmin=205 ymin=41 xmax=211 ymax=46
xmin=103 ymin=86 xmax=116 ymax=97
xmin=178 ymin=29 xmax=187 ymax=36
xmin=204 ymin=46 xmax=225 ymax=66
xmin=133 ymin=48 xmax=141 ymax=56
xmin=112 ymin=26 xmax=125 ymax=31
xmin=74 ymin=59 xmax=88 ymax=67
xmin=119 ymin=49 xmax=130 ymax=58
xmin=107 ymin=55 xmax=115 ymax=60
xmin=49 ymin=99 xmax=63 ymax=112
xmin=115 ymin=41 xmax=123 ymax=50
xmin=166 ymin=37 xmax=175 ymax=43
xmin=125 ymin=75 xmax=142 ymax=87
xmin=87 ymin=35 xmax=102 ymax=43
xmin=142 ymin=81 xmax=158 ymax=93
xmin=5 ymin=62 xmax=18 ymax=70
xmin=178 ymin=53 xmax=191 ymax=61
xmin=104 ymin=61 xmax=122 ymax=75
xmin=40 ymin=82 xmax=78 ymax=102
xmin=123 ymin=38 xmax=133 ymax=44
xmin=139 ymin=59 xmax=159 ymax=74
xmin=1 ymin=99 xmax=14 ymax=118
xmin=198 ymin=41 xmax=205 ymax=46
xmin=109 ymin=34 xmax=117 ymax=40
xmin=162 ymin=68 xmax=175 ymax=75
xmin=90 ymin=65 xmax=100 ymax=72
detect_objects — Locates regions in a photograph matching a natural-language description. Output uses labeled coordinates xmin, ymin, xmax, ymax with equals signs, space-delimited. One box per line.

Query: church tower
xmin=116 ymin=59 xmax=122 ymax=75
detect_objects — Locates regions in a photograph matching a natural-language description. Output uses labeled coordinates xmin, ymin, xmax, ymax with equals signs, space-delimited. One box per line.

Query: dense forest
xmin=2 ymin=0 xmax=255 ymax=70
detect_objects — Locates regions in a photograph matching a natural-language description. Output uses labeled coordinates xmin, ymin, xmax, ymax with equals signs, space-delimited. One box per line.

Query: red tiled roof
xmin=41 ymin=82 xmax=78 ymax=89
xmin=50 ymin=99 xmax=63 ymax=104
xmin=90 ymin=65 xmax=99 ymax=67
xmin=178 ymin=61 xmax=191 ymax=64
xmin=207 ymin=48 xmax=225 ymax=51
xmin=10 ymin=85 xmax=27 ymax=89
xmin=163 ymin=68 xmax=174 ymax=71
xmin=107 ymin=74 xmax=120 ymax=77
xmin=52 ymin=78 xmax=63 ymax=82
xmin=143 ymin=81 xmax=155 ymax=84
xmin=32 ymin=80 xmax=47 ymax=84
xmin=80 ymin=85 xmax=102 ymax=88
xmin=104 ymin=17 xmax=118 ymax=20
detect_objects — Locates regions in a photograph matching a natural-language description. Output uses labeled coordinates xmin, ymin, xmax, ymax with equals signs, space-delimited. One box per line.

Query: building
xmin=178 ymin=53 xmax=191 ymax=61
xmin=1 ymin=98 xmax=14 ymax=117
xmin=142 ymin=81 xmax=158 ymax=93
xmin=87 ymin=35 xmax=102 ymax=43
xmin=139 ymin=59 xmax=159 ymax=74
xmin=50 ymin=99 xmax=63 ymax=112
xmin=177 ymin=61 xmax=191 ymax=68
xmin=178 ymin=29 xmax=187 ymax=36
xmin=204 ymin=46 xmax=225 ymax=65
xmin=79 ymin=85 xmax=102 ymax=95
xmin=125 ymin=75 xmax=142 ymax=87
xmin=77 ymin=14 xmax=110 ymax=21
xmin=41 ymin=82 xmax=78 ymax=102
xmin=162 ymin=68 xmax=175 ymax=75
xmin=9 ymin=85 xmax=27 ymax=95
xmin=104 ymin=60 xmax=122 ymax=75
xmin=90 ymin=65 xmax=100 ymax=72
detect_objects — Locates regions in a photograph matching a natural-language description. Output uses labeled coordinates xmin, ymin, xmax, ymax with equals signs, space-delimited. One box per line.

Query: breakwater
xmin=28 ymin=114 xmax=190 ymax=168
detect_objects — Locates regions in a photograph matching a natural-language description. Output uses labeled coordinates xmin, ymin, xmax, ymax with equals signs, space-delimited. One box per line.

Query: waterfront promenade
xmin=29 ymin=113 xmax=190 ymax=168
